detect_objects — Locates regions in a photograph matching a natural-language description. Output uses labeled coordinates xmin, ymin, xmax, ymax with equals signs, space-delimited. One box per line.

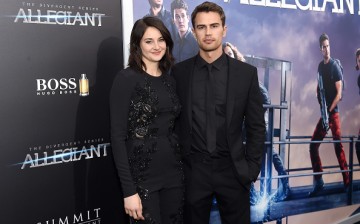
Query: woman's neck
xmin=144 ymin=63 xmax=161 ymax=77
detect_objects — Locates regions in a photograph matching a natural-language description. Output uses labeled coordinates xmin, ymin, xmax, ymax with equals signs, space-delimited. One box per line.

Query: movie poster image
xmin=128 ymin=0 xmax=360 ymax=223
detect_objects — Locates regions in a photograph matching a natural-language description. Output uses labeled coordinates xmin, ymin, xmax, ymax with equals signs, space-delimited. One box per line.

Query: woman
xmin=222 ymin=42 xmax=245 ymax=62
xmin=110 ymin=17 xmax=183 ymax=223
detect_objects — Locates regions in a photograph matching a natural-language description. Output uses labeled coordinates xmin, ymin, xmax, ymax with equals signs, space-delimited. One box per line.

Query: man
xmin=171 ymin=2 xmax=265 ymax=223
xmin=170 ymin=0 xmax=199 ymax=63
xmin=146 ymin=0 xmax=175 ymax=37
xmin=309 ymin=33 xmax=349 ymax=196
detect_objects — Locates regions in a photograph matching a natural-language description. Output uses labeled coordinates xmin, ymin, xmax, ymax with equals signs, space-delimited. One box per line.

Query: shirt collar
xmin=149 ymin=6 xmax=166 ymax=17
xmin=196 ymin=52 xmax=227 ymax=71
xmin=175 ymin=28 xmax=192 ymax=41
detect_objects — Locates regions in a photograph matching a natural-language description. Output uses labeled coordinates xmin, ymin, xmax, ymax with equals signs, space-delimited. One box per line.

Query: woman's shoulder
xmin=112 ymin=67 xmax=143 ymax=90
xmin=115 ymin=67 xmax=143 ymax=82
xmin=117 ymin=67 xmax=142 ymax=79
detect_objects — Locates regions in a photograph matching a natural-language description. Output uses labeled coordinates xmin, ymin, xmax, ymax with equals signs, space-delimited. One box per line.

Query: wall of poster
xmin=126 ymin=0 xmax=360 ymax=223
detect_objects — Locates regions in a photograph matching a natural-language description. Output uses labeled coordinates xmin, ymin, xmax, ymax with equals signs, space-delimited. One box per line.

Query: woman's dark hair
xmin=128 ymin=16 xmax=174 ymax=74
xmin=355 ymin=48 xmax=360 ymax=71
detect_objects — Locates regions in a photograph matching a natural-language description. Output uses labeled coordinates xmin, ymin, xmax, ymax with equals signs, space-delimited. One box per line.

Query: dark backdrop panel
xmin=0 ymin=1 xmax=127 ymax=223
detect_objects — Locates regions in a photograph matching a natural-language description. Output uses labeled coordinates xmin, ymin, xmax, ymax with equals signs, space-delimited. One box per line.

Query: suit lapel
xmin=186 ymin=58 xmax=196 ymax=129
xmin=226 ymin=57 xmax=236 ymax=129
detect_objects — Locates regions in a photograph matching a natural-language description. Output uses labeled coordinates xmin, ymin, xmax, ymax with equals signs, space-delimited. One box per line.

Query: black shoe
xmin=308 ymin=180 xmax=324 ymax=197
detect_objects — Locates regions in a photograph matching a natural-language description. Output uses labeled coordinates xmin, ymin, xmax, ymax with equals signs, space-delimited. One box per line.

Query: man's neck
xmin=199 ymin=48 xmax=223 ymax=64
xmin=323 ymin=56 xmax=330 ymax=64
xmin=178 ymin=29 xmax=187 ymax=39
xmin=150 ymin=5 xmax=162 ymax=16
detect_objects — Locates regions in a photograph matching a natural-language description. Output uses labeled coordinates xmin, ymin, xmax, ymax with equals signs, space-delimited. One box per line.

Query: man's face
xmin=173 ymin=8 xmax=189 ymax=35
xmin=192 ymin=11 xmax=226 ymax=53
xmin=148 ymin=0 xmax=163 ymax=7
xmin=320 ymin=39 xmax=330 ymax=59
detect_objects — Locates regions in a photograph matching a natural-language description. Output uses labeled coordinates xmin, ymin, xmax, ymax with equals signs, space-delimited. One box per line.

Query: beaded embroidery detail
xmin=127 ymin=75 xmax=183 ymax=223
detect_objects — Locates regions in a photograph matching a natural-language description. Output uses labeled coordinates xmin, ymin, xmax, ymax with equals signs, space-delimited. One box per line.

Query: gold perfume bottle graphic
xmin=79 ymin=74 xmax=89 ymax=96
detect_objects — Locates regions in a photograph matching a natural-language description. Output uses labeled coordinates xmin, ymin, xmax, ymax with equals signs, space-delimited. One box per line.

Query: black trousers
xmin=184 ymin=154 xmax=250 ymax=224
xmin=130 ymin=185 xmax=184 ymax=224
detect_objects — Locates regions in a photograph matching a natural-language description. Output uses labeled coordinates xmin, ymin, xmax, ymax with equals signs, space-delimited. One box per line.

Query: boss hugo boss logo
xmin=36 ymin=78 xmax=77 ymax=95
xmin=36 ymin=74 xmax=89 ymax=96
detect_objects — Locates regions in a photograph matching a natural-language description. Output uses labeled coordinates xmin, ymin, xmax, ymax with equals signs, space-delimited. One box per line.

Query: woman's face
xmin=224 ymin=45 xmax=234 ymax=58
xmin=140 ymin=26 xmax=166 ymax=66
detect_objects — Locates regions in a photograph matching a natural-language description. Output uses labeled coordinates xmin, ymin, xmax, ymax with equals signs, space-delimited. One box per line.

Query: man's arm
xmin=328 ymin=80 xmax=342 ymax=112
xmin=245 ymin=67 xmax=266 ymax=181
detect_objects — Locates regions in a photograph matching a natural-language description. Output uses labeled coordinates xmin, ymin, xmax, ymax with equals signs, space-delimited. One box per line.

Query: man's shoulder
xmin=163 ymin=8 xmax=172 ymax=18
xmin=171 ymin=57 xmax=196 ymax=79
xmin=184 ymin=29 xmax=196 ymax=40
xmin=229 ymin=56 xmax=255 ymax=71
xmin=173 ymin=56 xmax=196 ymax=69
xmin=329 ymin=58 xmax=342 ymax=71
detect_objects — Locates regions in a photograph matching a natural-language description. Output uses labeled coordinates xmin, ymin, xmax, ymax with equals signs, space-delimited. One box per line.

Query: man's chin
xmin=201 ymin=46 xmax=220 ymax=52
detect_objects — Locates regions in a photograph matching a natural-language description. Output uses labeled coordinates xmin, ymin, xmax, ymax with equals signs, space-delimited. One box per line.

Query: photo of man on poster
xmin=308 ymin=33 xmax=349 ymax=197
xmin=170 ymin=0 xmax=199 ymax=63
xmin=145 ymin=0 xmax=176 ymax=38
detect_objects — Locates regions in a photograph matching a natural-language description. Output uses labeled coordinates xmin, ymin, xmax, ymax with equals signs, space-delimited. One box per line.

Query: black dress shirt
xmin=191 ymin=53 xmax=230 ymax=157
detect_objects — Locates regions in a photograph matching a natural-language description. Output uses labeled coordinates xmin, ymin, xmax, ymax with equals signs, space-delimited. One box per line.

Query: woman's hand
xmin=124 ymin=193 xmax=145 ymax=220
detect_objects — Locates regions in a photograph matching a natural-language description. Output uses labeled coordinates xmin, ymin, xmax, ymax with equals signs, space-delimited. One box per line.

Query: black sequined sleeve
xmin=110 ymin=69 xmax=137 ymax=198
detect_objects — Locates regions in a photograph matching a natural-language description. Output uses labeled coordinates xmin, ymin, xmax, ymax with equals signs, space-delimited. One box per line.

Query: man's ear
xmin=223 ymin=25 xmax=227 ymax=38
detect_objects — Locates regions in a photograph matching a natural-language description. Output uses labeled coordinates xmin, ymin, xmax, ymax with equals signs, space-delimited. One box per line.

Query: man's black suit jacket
xmin=172 ymin=54 xmax=265 ymax=189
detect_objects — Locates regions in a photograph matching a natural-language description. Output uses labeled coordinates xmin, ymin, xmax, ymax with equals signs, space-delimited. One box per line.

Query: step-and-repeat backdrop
xmin=0 ymin=0 xmax=127 ymax=223
xmin=1 ymin=0 xmax=360 ymax=223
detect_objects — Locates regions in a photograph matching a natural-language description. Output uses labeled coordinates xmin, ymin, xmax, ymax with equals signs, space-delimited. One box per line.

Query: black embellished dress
xmin=110 ymin=67 xmax=183 ymax=224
